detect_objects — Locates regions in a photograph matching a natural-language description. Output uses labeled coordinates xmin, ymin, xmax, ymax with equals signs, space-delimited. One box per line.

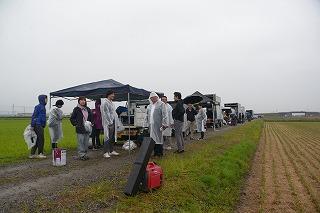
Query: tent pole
xmin=212 ymin=103 xmax=215 ymax=131
xmin=128 ymin=93 xmax=131 ymax=155
xmin=49 ymin=95 xmax=52 ymax=109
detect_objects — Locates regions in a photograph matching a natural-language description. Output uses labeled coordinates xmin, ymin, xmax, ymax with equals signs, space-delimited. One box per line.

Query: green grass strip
xmin=115 ymin=120 xmax=263 ymax=213
xmin=25 ymin=121 xmax=263 ymax=212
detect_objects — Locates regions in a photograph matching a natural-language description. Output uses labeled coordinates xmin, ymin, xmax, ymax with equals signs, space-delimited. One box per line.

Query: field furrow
xmin=277 ymin=124 xmax=320 ymax=151
xmin=270 ymin=124 xmax=320 ymax=212
xmin=262 ymin=124 xmax=277 ymax=210
xmin=238 ymin=122 xmax=320 ymax=213
xmin=273 ymin=124 xmax=320 ymax=181
xmin=275 ymin=124 xmax=320 ymax=169
xmin=266 ymin=123 xmax=297 ymax=212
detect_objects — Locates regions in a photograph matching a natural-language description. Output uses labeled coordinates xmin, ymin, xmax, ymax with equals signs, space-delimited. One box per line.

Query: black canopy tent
xmin=50 ymin=79 xmax=155 ymax=154
xmin=50 ymin=79 xmax=151 ymax=101
xmin=186 ymin=91 xmax=216 ymax=130
xmin=190 ymin=91 xmax=213 ymax=105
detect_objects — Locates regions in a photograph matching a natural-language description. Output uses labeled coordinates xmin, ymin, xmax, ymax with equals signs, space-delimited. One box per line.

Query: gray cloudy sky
xmin=1 ymin=0 xmax=320 ymax=113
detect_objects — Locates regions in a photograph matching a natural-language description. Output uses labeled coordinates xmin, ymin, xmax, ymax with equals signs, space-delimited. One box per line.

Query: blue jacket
xmin=31 ymin=95 xmax=47 ymax=127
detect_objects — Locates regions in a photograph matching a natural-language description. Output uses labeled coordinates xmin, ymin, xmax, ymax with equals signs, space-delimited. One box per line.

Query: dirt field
xmin=238 ymin=122 xmax=320 ymax=212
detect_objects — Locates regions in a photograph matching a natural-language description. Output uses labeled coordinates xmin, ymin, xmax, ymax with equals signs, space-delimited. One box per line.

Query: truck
xmin=222 ymin=107 xmax=236 ymax=125
xmin=117 ymin=99 xmax=149 ymax=140
xmin=240 ymin=106 xmax=246 ymax=123
xmin=224 ymin=103 xmax=242 ymax=124
xmin=246 ymin=110 xmax=254 ymax=121
xmin=205 ymin=94 xmax=224 ymax=128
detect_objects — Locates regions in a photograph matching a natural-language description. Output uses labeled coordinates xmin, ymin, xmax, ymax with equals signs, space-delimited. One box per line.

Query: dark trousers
xmin=174 ymin=120 xmax=185 ymax=151
xmin=153 ymin=140 xmax=163 ymax=157
xmin=200 ymin=132 xmax=205 ymax=139
xmin=91 ymin=128 xmax=101 ymax=148
xmin=104 ymin=123 xmax=115 ymax=153
xmin=52 ymin=143 xmax=58 ymax=149
xmin=31 ymin=125 xmax=44 ymax=155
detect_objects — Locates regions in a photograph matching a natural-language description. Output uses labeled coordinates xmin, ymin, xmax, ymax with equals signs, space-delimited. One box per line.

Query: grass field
xmin=0 ymin=118 xmax=78 ymax=165
xmin=6 ymin=119 xmax=319 ymax=212
xmin=115 ymin=120 xmax=264 ymax=212
xmin=30 ymin=120 xmax=264 ymax=212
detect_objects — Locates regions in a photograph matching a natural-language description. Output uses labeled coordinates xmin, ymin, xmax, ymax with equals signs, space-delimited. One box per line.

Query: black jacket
xmin=70 ymin=106 xmax=93 ymax=134
xmin=186 ymin=108 xmax=197 ymax=122
xmin=172 ymin=100 xmax=185 ymax=122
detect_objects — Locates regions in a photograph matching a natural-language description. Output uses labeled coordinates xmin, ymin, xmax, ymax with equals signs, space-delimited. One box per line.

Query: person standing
xmin=91 ymin=99 xmax=103 ymax=150
xmin=48 ymin=100 xmax=64 ymax=150
xmin=70 ymin=97 xmax=93 ymax=160
xmin=101 ymin=91 xmax=120 ymax=158
xmin=230 ymin=108 xmax=237 ymax=126
xmin=161 ymin=96 xmax=174 ymax=150
xmin=172 ymin=92 xmax=185 ymax=153
xmin=30 ymin=95 xmax=48 ymax=159
xmin=185 ymin=103 xmax=197 ymax=140
xmin=196 ymin=104 xmax=207 ymax=140
xmin=182 ymin=108 xmax=188 ymax=138
xmin=145 ymin=92 xmax=168 ymax=157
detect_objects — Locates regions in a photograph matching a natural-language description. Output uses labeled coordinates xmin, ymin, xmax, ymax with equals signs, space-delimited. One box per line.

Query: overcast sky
xmin=0 ymin=0 xmax=320 ymax=113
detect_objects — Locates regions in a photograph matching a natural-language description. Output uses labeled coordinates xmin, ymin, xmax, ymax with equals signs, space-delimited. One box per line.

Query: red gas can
xmin=144 ymin=162 xmax=163 ymax=191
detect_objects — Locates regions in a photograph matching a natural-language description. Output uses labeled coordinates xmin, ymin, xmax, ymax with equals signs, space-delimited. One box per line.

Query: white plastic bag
xmin=84 ymin=121 xmax=92 ymax=134
xmin=88 ymin=137 xmax=93 ymax=147
xmin=23 ymin=125 xmax=37 ymax=149
xmin=122 ymin=140 xmax=137 ymax=151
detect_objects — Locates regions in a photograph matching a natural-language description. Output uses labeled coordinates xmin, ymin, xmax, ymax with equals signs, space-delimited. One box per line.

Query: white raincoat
xmin=144 ymin=92 xmax=168 ymax=144
xmin=47 ymin=107 xmax=63 ymax=143
xmin=182 ymin=104 xmax=188 ymax=132
xmin=162 ymin=103 xmax=174 ymax=137
xmin=196 ymin=108 xmax=207 ymax=132
xmin=100 ymin=99 xmax=119 ymax=142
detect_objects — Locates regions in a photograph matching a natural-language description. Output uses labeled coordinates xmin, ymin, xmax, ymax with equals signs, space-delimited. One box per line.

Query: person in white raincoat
xmin=182 ymin=106 xmax=188 ymax=137
xmin=161 ymin=96 xmax=174 ymax=150
xmin=47 ymin=100 xmax=64 ymax=150
xmin=100 ymin=90 xmax=120 ymax=158
xmin=144 ymin=92 xmax=168 ymax=157
xmin=196 ymin=104 xmax=207 ymax=140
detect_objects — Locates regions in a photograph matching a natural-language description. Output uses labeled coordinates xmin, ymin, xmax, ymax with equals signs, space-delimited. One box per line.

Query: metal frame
xmin=50 ymin=93 xmax=134 ymax=155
